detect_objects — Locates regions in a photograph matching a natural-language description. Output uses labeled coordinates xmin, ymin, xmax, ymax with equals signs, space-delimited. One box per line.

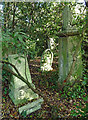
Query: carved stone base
xmin=19 ymin=98 xmax=44 ymax=116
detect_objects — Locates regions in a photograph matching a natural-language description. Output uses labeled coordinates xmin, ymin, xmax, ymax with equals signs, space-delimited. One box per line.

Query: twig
xmin=25 ymin=56 xmax=28 ymax=82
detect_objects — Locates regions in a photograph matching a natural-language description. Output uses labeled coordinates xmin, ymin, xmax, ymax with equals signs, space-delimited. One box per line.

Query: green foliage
xmin=2 ymin=31 xmax=37 ymax=59
xmin=3 ymin=2 xmax=63 ymax=56
xmin=1 ymin=2 xmax=88 ymax=118
xmin=4 ymin=87 xmax=8 ymax=95
xmin=2 ymin=60 xmax=12 ymax=96
xmin=71 ymin=101 xmax=88 ymax=118
xmin=61 ymin=81 xmax=88 ymax=118
xmin=2 ymin=60 xmax=12 ymax=82
xmin=3 ymin=2 xmax=86 ymax=57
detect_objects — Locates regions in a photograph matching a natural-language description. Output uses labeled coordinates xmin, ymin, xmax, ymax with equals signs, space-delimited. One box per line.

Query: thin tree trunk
xmin=12 ymin=3 xmax=16 ymax=33
xmin=7 ymin=3 xmax=9 ymax=29
xmin=3 ymin=3 xmax=6 ymax=32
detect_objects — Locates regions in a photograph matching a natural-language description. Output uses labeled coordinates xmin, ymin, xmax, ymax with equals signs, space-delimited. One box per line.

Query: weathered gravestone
xmin=8 ymin=54 xmax=39 ymax=105
xmin=40 ymin=38 xmax=56 ymax=71
xmin=48 ymin=38 xmax=56 ymax=50
xmin=58 ymin=5 xmax=82 ymax=83
xmin=8 ymin=54 xmax=44 ymax=116
xmin=40 ymin=49 xmax=53 ymax=71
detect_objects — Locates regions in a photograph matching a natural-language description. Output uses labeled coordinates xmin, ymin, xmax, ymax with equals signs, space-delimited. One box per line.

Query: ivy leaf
xmin=14 ymin=32 xmax=18 ymax=37
xmin=17 ymin=59 xmax=21 ymax=64
xmin=84 ymin=77 xmax=88 ymax=80
xmin=83 ymin=96 xmax=88 ymax=101
xmin=14 ymin=57 xmax=19 ymax=60
xmin=82 ymin=81 xmax=87 ymax=86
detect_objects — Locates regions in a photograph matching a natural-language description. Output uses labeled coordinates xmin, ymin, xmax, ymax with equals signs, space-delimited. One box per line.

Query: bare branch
xmin=25 ymin=56 xmax=28 ymax=82
xmin=0 ymin=60 xmax=21 ymax=76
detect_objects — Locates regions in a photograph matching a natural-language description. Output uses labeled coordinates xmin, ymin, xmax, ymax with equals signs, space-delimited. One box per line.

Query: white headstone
xmin=48 ymin=38 xmax=56 ymax=50
xmin=40 ymin=49 xmax=53 ymax=71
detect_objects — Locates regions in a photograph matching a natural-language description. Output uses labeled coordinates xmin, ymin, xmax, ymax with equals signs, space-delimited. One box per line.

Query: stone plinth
xmin=58 ymin=35 xmax=82 ymax=83
xmin=19 ymin=98 xmax=44 ymax=116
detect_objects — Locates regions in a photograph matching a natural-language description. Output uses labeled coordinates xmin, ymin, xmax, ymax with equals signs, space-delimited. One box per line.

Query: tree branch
xmin=0 ymin=60 xmax=21 ymax=76
xmin=25 ymin=56 xmax=28 ymax=82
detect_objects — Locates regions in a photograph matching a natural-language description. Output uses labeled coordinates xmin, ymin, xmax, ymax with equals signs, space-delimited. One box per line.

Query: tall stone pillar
xmin=58 ymin=5 xmax=82 ymax=83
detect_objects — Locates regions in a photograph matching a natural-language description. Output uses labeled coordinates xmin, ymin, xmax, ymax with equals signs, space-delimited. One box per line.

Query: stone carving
xmin=8 ymin=54 xmax=38 ymax=105
xmin=40 ymin=49 xmax=53 ymax=71
xmin=18 ymin=89 xmax=25 ymax=100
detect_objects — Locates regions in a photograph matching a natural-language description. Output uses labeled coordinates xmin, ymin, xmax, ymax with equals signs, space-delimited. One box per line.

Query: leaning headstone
xmin=58 ymin=5 xmax=82 ymax=83
xmin=8 ymin=54 xmax=39 ymax=105
xmin=40 ymin=49 xmax=53 ymax=71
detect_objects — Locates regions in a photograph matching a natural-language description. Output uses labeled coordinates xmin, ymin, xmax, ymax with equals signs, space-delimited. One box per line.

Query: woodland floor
xmin=2 ymin=57 xmax=87 ymax=119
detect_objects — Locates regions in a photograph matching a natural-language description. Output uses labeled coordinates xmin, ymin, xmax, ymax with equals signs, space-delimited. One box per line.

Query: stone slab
xmin=19 ymin=98 xmax=44 ymax=115
xmin=58 ymin=37 xmax=69 ymax=83
xmin=58 ymin=5 xmax=82 ymax=83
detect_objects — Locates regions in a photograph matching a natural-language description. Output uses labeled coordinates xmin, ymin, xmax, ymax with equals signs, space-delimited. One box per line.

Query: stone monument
xmin=40 ymin=49 xmax=53 ymax=71
xmin=8 ymin=54 xmax=39 ymax=105
xmin=58 ymin=5 xmax=82 ymax=83
xmin=8 ymin=54 xmax=44 ymax=116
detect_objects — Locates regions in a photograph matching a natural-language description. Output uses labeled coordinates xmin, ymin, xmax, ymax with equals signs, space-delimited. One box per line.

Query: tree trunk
xmin=12 ymin=3 xmax=16 ymax=33
xmin=7 ymin=3 xmax=10 ymax=29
